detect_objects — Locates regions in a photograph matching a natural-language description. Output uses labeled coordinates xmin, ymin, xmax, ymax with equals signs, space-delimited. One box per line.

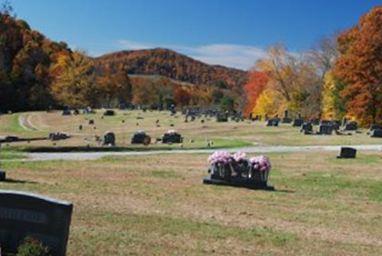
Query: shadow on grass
xmin=2 ymin=178 xmax=38 ymax=184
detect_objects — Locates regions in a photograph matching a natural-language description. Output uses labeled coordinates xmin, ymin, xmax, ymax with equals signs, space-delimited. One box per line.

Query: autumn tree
xmin=255 ymin=44 xmax=322 ymax=118
xmin=334 ymin=7 xmax=382 ymax=124
xmin=50 ymin=51 xmax=98 ymax=108
xmin=243 ymin=70 xmax=268 ymax=116
xmin=321 ymin=72 xmax=346 ymax=120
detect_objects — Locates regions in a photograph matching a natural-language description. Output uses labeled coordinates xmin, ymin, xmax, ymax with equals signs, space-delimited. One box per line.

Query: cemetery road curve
xmin=22 ymin=144 xmax=382 ymax=161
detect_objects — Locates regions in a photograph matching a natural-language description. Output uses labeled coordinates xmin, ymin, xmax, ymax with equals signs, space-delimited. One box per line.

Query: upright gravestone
xmin=0 ymin=191 xmax=73 ymax=255
xmin=301 ymin=122 xmax=313 ymax=135
xmin=370 ymin=128 xmax=382 ymax=138
xmin=282 ymin=110 xmax=292 ymax=123
xmin=103 ymin=132 xmax=116 ymax=146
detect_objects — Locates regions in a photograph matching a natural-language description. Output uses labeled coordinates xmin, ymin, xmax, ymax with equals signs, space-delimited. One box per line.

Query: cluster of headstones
xmin=102 ymin=130 xmax=184 ymax=146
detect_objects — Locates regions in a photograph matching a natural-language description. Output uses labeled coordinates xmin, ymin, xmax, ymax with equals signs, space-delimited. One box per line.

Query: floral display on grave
xmin=204 ymin=151 xmax=274 ymax=190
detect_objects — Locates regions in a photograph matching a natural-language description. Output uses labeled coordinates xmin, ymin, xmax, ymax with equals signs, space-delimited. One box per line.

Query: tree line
xmin=245 ymin=6 xmax=382 ymax=125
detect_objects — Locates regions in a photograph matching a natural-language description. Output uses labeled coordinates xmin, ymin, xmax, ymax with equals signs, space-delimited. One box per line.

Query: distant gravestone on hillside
xmin=131 ymin=131 xmax=151 ymax=145
xmin=0 ymin=171 xmax=6 ymax=181
xmin=292 ymin=118 xmax=304 ymax=127
xmin=62 ymin=109 xmax=71 ymax=116
xmin=103 ymin=110 xmax=115 ymax=116
xmin=266 ymin=118 xmax=279 ymax=127
xmin=301 ymin=122 xmax=313 ymax=135
xmin=337 ymin=147 xmax=357 ymax=159
xmin=216 ymin=113 xmax=228 ymax=122
xmin=282 ymin=110 xmax=292 ymax=123
xmin=318 ymin=124 xmax=333 ymax=135
xmin=103 ymin=131 xmax=116 ymax=146
xmin=370 ymin=128 xmax=382 ymax=138
xmin=88 ymin=119 xmax=94 ymax=125
xmin=0 ymin=190 xmax=73 ymax=256
xmin=343 ymin=121 xmax=358 ymax=131
xmin=370 ymin=124 xmax=382 ymax=132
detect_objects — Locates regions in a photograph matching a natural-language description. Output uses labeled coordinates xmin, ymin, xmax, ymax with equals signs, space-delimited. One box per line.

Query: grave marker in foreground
xmin=0 ymin=190 xmax=73 ymax=256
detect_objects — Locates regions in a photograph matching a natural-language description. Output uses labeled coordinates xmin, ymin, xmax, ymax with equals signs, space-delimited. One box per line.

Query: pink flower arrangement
xmin=208 ymin=151 xmax=233 ymax=165
xmin=233 ymin=151 xmax=246 ymax=162
xmin=249 ymin=156 xmax=271 ymax=172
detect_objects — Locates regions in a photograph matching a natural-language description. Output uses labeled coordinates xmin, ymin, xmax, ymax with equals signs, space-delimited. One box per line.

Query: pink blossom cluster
xmin=207 ymin=151 xmax=233 ymax=165
xmin=233 ymin=151 xmax=247 ymax=162
xmin=249 ymin=156 xmax=272 ymax=172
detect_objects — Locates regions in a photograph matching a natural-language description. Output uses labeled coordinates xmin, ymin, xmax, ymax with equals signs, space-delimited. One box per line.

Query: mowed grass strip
xmin=0 ymin=151 xmax=382 ymax=255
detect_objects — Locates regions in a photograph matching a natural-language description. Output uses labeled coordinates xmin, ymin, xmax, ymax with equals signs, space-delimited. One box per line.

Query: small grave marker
xmin=337 ymin=147 xmax=357 ymax=159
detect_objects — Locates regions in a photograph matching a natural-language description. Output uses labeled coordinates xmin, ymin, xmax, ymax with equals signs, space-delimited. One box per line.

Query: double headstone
xmin=0 ymin=191 xmax=73 ymax=256
xmin=318 ymin=121 xmax=333 ymax=135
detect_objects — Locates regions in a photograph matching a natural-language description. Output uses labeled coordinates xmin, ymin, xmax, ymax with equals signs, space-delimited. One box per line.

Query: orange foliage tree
xmin=243 ymin=70 xmax=269 ymax=116
xmin=334 ymin=7 xmax=382 ymax=124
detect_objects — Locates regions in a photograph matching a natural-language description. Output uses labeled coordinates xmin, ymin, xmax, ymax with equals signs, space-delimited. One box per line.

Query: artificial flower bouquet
xmin=207 ymin=151 xmax=272 ymax=183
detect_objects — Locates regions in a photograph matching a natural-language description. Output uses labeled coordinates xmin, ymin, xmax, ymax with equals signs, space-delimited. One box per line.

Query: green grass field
xmin=1 ymin=151 xmax=382 ymax=255
xmin=0 ymin=110 xmax=381 ymax=153
xmin=0 ymin=110 xmax=381 ymax=255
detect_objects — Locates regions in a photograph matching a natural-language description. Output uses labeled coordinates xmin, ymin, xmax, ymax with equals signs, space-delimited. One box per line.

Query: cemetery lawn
xmin=1 ymin=151 xmax=382 ymax=255
xmin=1 ymin=110 xmax=382 ymax=153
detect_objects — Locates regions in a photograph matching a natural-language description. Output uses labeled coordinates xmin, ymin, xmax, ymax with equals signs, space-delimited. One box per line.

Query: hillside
xmin=95 ymin=48 xmax=248 ymax=88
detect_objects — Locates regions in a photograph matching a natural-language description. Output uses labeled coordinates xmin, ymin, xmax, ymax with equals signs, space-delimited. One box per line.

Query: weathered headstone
xmin=0 ymin=190 xmax=73 ymax=256
xmin=337 ymin=147 xmax=357 ymax=159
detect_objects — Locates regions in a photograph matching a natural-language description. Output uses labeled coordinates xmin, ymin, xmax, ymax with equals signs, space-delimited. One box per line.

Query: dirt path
xmin=24 ymin=144 xmax=382 ymax=161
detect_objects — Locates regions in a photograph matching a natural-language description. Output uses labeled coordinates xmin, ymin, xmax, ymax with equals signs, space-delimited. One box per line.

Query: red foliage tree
xmin=243 ymin=70 xmax=269 ymax=116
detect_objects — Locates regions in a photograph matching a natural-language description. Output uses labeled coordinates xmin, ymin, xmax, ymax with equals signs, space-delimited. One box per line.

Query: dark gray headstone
xmin=0 ymin=190 xmax=73 ymax=256
xmin=301 ymin=122 xmax=313 ymax=134
xmin=318 ymin=124 xmax=333 ymax=135
xmin=337 ymin=147 xmax=357 ymax=159
xmin=103 ymin=132 xmax=116 ymax=146
xmin=370 ymin=128 xmax=382 ymax=138
xmin=292 ymin=118 xmax=304 ymax=127
xmin=343 ymin=121 xmax=358 ymax=131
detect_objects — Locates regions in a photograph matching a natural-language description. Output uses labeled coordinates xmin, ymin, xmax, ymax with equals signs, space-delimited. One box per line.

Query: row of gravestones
xmin=103 ymin=131 xmax=184 ymax=146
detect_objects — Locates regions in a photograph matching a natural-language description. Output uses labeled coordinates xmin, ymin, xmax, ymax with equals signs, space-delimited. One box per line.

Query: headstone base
xmin=0 ymin=170 xmax=5 ymax=181
xmin=203 ymin=176 xmax=274 ymax=190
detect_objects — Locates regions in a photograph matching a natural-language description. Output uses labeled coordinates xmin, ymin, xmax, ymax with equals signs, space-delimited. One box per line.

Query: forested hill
xmin=95 ymin=48 xmax=248 ymax=88
xmin=0 ymin=12 xmax=247 ymax=112
xmin=0 ymin=13 xmax=72 ymax=111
